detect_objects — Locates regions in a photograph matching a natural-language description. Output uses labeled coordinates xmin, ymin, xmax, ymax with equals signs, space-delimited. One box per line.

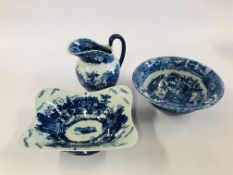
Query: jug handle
xmin=109 ymin=34 xmax=126 ymax=67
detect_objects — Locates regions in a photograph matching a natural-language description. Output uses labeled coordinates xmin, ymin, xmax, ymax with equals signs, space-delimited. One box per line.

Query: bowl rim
xmin=132 ymin=56 xmax=225 ymax=112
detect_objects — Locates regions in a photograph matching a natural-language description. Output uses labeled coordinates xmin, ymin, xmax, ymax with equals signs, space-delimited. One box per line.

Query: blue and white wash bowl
xmin=68 ymin=34 xmax=126 ymax=91
xmin=132 ymin=56 xmax=224 ymax=115
xmin=19 ymin=85 xmax=138 ymax=155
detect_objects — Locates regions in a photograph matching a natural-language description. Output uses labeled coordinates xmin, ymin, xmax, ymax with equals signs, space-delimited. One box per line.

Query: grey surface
xmin=0 ymin=0 xmax=233 ymax=174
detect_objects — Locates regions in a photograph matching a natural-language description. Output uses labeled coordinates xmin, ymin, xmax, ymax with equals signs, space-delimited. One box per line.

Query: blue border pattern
xmin=132 ymin=56 xmax=224 ymax=114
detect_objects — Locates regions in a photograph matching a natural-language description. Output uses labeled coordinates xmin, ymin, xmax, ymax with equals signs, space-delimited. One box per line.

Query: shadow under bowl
xmin=132 ymin=56 xmax=224 ymax=115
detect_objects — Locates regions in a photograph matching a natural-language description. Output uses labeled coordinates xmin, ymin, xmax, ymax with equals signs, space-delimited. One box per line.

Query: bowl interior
xmin=19 ymin=86 xmax=138 ymax=152
xmin=133 ymin=57 xmax=224 ymax=110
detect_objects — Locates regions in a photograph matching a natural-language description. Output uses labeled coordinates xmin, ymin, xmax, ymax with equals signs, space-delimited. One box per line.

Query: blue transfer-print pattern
xmin=132 ymin=56 xmax=224 ymax=114
xmin=51 ymin=88 xmax=60 ymax=95
xmin=23 ymin=129 xmax=33 ymax=147
xmin=109 ymin=88 xmax=118 ymax=94
xmin=74 ymin=127 xmax=97 ymax=134
xmin=78 ymin=51 xmax=114 ymax=64
xmin=147 ymin=72 xmax=205 ymax=104
xmin=69 ymin=37 xmax=122 ymax=91
xmin=69 ymin=39 xmax=113 ymax=64
xmin=35 ymin=143 xmax=42 ymax=149
xmin=23 ymin=138 xmax=29 ymax=147
xmin=38 ymin=90 xmax=45 ymax=98
xmin=76 ymin=64 xmax=120 ymax=91
xmin=123 ymin=98 xmax=129 ymax=104
xmin=35 ymin=94 xmax=129 ymax=148
xmin=120 ymin=88 xmax=129 ymax=94
xmin=20 ymin=86 xmax=138 ymax=154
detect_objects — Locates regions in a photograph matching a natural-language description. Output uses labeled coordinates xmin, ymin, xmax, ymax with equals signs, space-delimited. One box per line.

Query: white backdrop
xmin=0 ymin=0 xmax=233 ymax=175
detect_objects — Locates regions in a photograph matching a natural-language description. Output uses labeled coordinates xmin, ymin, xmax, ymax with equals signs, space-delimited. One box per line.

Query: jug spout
xmin=69 ymin=39 xmax=113 ymax=64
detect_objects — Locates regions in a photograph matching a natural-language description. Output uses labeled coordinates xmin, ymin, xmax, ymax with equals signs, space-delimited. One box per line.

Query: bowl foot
xmin=65 ymin=151 xmax=100 ymax=156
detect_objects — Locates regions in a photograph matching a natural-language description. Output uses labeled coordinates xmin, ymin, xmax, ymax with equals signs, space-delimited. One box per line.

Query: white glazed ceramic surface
xmin=19 ymin=85 xmax=138 ymax=152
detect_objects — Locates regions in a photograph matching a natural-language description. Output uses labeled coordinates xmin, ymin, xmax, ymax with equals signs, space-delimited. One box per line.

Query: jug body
xmin=75 ymin=57 xmax=120 ymax=91
xmin=69 ymin=34 xmax=126 ymax=91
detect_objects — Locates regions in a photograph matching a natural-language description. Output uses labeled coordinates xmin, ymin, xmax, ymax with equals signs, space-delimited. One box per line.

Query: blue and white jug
xmin=68 ymin=34 xmax=126 ymax=91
